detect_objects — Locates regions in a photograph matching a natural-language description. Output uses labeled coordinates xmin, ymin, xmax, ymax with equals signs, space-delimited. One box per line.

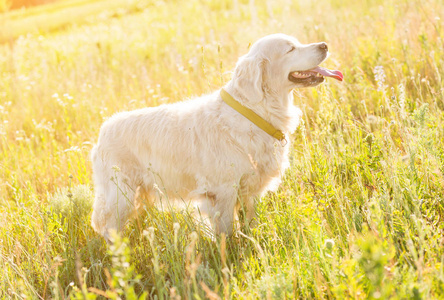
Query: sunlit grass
xmin=0 ymin=0 xmax=145 ymax=42
xmin=1 ymin=0 xmax=444 ymax=298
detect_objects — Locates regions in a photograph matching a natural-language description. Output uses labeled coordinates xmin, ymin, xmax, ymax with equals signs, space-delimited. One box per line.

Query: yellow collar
xmin=220 ymin=88 xmax=286 ymax=144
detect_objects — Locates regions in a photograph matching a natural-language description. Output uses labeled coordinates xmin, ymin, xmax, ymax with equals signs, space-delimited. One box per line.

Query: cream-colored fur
xmin=91 ymin=33 xmax=329 ymax=242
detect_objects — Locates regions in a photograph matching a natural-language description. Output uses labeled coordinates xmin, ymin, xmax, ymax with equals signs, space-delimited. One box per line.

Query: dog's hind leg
xmin=92 ymin=174 xmax=138 ymax=243
xmin=91 ymin=149 xmax=138 ymax=243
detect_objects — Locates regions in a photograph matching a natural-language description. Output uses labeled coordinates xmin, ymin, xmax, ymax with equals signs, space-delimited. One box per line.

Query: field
xmin=1 ymin=0 xmax=444 ymax=298
xmin=0 ymin=0 xmax=145 ymax=42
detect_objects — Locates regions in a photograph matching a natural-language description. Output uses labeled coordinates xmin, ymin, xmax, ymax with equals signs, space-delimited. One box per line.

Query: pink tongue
xmin=311 ymin=66 xmax=343 ymax=81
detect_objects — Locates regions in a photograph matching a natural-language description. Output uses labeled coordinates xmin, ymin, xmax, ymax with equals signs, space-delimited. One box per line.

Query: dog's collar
xmin=220 ymin=88 xmax=287 ymax=145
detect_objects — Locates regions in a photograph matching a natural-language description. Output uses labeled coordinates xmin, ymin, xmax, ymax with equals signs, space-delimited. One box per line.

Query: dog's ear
xmin=233 ymin=55 xmax=268 ymax=104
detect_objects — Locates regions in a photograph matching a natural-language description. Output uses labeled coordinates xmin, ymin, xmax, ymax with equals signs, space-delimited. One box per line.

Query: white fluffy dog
xmin=91 ymin=33 xmax=343 ymax=242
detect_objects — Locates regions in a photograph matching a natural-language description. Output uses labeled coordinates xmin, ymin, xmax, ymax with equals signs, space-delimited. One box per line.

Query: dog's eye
xmin=287 ymin=46 xmax=296 ymax=53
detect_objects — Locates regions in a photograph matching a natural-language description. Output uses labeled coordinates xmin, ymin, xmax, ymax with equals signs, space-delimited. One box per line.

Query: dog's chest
xmin=261 ymin=142 xmax=288 ymax=171
xmin=242 ymin=141 xmax=290 ymax=192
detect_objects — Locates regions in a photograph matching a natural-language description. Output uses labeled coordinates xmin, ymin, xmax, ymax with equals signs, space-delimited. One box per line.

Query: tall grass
xmin=0 ymin=0 xmax=146 ymax=42
xmin=1 ymin=0 xmax=443 ymax=298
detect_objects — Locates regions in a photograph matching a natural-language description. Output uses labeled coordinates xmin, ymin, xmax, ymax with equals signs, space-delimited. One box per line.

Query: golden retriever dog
xmin=91 ymin=33 xmax=343 ymax=242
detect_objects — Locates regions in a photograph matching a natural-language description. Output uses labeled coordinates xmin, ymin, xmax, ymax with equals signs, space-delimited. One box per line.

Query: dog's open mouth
xmin=289 ymin=66 xmax=343 ymax=84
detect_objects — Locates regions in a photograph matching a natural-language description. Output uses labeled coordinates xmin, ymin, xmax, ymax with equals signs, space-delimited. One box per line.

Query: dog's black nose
xmin=319 ymin=43 xmax=328 ymax=52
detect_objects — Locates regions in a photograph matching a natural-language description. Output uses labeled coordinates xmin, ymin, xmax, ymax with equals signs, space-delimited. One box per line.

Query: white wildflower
xmin=324 ymin=239 xmax=335 ymax=250
xmin=373 ymin=65 xmax=387 ymax=92
xmin=143 ymin=227 xmax=156 ymax=243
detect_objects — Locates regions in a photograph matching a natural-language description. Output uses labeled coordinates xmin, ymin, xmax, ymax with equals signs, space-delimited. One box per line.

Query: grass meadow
xmin=1 ymin=0 xmax=444 ymax=298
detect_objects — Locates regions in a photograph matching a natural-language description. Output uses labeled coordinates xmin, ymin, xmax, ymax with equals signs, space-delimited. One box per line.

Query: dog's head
xmin=233 ymin=33 xmax=343 ymax=102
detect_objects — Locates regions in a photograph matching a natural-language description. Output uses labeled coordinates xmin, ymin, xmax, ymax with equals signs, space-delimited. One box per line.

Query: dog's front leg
xmin=197 ymin=184 xmax=238 ymax=236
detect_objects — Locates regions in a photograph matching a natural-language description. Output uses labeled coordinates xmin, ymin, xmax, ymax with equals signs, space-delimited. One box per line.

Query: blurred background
xmin=6 ymin=0 xmax=58 ymax=10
